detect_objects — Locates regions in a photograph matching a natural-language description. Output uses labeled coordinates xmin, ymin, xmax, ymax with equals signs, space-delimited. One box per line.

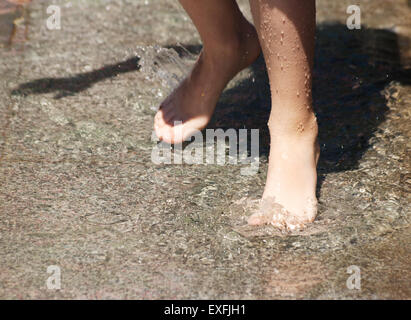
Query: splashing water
xmin=136 ymin=44 xmax=197 ymax=110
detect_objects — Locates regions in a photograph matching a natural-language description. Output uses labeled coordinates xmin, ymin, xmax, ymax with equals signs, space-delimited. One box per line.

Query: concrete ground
xmin=0 ymin=0 xmax=410 ymax=299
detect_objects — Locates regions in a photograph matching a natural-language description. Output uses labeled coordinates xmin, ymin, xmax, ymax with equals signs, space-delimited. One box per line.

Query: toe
xmin=247 ymin=213 xmax=265 ymax=225
xmin=161 ymin=126 xmax=174 ymax=144
xmin=157 ymin=122 xmax=177 ymax=144
xmin=154 ymin=120 xmax=188 ymax=144
xmin=247 ymin=210 xmax=275 ymax=225
xmin=270 ymin=212 xmax=287 ymax=229
xmin=154 ymin=110 xmax=167 ymax=127
xmin=154 ymin=123 xmax=164 ymax=140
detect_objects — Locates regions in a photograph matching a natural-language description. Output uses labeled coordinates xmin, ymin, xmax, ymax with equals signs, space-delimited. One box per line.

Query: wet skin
xmin=155 ymin=0 xmax=318 ymax=230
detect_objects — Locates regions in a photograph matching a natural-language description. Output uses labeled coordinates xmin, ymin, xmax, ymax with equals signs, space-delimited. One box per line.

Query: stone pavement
xmin=0 ymin=0 xmax=410 ymax=299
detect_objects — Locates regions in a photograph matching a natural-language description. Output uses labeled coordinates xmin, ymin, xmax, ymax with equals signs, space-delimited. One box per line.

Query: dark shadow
xmin=11 ymin=56 xmax=141 ymax=99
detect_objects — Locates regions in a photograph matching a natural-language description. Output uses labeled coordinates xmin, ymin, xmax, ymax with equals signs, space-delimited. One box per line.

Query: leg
xmin=248 ymin=0 xmax=319 ymax=229
xmin=154 ymin=0 xmax=261 ymax=144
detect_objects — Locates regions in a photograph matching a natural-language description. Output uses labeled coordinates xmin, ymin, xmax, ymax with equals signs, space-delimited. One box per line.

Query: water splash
xmin=137 ymin=45 xmax=195 ymax=88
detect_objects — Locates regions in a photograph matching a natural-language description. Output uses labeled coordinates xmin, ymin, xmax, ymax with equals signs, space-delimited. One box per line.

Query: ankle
xmin=268 ymin=113 xmax=318 ymax=142
xmin=202 ymin=36 xmax=243 ymax=64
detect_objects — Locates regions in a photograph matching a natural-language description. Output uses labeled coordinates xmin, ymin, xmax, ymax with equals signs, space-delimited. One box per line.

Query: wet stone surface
xmin=0 ymin=0 xmax=410 ymax=299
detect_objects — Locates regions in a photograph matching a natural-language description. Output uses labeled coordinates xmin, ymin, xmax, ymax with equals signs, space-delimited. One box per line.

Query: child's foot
xmin=248 ymin=117 xmax=320 ymax=230
xmin=154 ymin=21 xmax=261 ymax=144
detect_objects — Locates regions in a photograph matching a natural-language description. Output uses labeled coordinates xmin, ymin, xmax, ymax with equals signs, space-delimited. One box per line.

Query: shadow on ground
xmin=11 ymin=23 xmax=411 ymax=176
xmin=11 ymin=56 xmax=141 ymax=99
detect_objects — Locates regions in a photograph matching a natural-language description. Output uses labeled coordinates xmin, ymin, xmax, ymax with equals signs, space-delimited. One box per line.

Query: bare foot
xmin=248 ymin=117 xmax=320 ymax=231
xmin=154 ymin=21 xmax=261 ymax=144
